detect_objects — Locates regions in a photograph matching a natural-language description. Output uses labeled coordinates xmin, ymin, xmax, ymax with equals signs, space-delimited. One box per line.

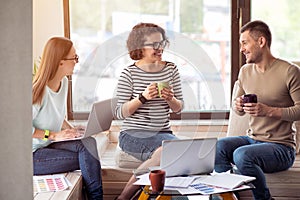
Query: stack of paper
xmin=197 ymin=173 xmax=256 ymax=189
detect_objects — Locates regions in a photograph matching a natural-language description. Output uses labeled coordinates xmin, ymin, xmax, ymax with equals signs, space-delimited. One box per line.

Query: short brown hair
xmin=240 ymin=20 xmax=272 ymax=48
xmin=127 ymin=22 xmax=168 ymax=60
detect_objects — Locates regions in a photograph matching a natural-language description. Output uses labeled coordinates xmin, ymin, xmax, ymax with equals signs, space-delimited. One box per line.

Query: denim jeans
xmin=33 ymin=137 xmax=103 ymax=200
xmin=119 ymin=129 xmax=178 ymax=161
xmin=215 ymin=136 xmax=295 ymax=200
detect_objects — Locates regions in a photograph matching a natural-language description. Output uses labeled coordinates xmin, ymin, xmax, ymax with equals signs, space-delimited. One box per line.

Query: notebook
xmin=157 ymin=138 xmax=217 ymax=177
xmin=54 ymin=97 xmax=118 ymax=142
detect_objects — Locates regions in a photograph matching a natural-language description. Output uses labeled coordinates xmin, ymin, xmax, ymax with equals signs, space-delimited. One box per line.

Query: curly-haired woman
xmin=115 ymin=23 xmax=184 ymax=199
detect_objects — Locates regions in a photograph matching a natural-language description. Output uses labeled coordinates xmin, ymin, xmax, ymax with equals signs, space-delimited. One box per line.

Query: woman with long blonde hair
xmin=32 ymin=37 xmax=103 ymax=200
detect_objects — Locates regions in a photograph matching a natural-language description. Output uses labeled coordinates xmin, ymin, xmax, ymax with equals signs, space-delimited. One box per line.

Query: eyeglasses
xmin=63 ymin=54 xmax=79 ymax=63
xmin=144 ymin=40 xmax=169 ymax=50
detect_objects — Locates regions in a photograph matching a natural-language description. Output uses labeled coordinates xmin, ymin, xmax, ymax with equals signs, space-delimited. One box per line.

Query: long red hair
xmin=32 ymin=37 xmax=73 ymax=104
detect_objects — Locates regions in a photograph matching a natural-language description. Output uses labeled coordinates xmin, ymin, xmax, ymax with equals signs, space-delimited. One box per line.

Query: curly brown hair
xmin=127 ymin=22 xmax=168 ymax=60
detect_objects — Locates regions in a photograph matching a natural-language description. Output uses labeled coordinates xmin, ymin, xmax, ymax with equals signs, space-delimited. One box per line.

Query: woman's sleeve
xmin=115 ymin=68 xmax=133 ymax=119
xmin=172 ymin=65 xmax=183 ymax=101
xmin=32 ymin=104 xmax=40 ymax=134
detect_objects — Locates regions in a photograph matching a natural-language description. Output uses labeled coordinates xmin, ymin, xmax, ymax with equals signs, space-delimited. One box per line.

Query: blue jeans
xmin=119 ymin=129 xmax=178 ymax=161
xmin=33 ymin=137 xmax=103 ymax=200
xmin=215 ymin=136 xmax=295 ymax=200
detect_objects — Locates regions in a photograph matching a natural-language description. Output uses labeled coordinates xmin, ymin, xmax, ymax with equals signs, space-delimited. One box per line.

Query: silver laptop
xmin=54 ymin=97 xmax=118 ymax=142
xmin=159 ymin=138 xmax=217 ymax=177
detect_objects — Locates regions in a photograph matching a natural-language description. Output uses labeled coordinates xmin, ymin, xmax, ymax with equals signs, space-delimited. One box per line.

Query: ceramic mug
xmin=149 ymin=170 xmax=166 ymax=193
xmin=157 ymin=82 xmax=169 ymax=98
xmin=243 ymin=94 xmax=257 ymax=103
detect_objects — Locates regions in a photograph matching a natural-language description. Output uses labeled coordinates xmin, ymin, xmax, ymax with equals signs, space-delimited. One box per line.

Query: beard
xmin=245 ymin=48 xmax=263 ymax=64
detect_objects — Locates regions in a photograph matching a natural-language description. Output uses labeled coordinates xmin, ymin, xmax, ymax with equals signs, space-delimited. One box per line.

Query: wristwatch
xmin=138 ymin=93 xmax=147 ymax=104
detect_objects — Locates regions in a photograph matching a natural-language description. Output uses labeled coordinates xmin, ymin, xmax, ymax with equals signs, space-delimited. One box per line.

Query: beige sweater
xmin=234 ymin=58 xmax=300 ymax=148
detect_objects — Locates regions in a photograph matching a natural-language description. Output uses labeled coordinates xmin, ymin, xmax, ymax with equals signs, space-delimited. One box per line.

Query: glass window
xmin=69 ymin=0 xmax=231 ymax=117
xmin=251 ymin=0 xmax=300 ymax=61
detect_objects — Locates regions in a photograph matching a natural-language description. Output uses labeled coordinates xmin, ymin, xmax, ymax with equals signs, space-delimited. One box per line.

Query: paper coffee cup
xmin=157 ymin=82 xmax=169 ymax=97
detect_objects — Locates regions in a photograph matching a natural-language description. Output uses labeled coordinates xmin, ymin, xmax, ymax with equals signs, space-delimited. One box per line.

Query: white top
xmin=32 ymin=77 xmax=68 ymax=152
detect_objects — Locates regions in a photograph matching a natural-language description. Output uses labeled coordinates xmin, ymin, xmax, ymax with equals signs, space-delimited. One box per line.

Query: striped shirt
xmin=115 ymin=62 xmax=184 ymax=131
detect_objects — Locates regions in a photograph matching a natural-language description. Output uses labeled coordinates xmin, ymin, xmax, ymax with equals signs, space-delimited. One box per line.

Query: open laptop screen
xmin=161 ymin=138 xmax=217 ymax=177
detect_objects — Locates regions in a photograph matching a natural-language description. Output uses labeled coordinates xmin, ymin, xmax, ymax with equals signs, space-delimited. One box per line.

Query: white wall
xmin=0 ymin=1 xmax=33 ymax=199
xmin=33 ymin=0 xmax=64 ymax=62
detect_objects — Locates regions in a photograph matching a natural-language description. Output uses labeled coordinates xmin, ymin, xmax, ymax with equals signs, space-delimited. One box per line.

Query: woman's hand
xmin=160 ymin=85 xmax=182 ymax=112
xmin=74 ymin=125 xmax=86 ymax=132
xmin=51 ymin=128 xmax=82 ymax=141
xmin=160 ymin=86 xmax=174 ymax=101
xmin=143 ymin=83 xmax=158 ymax=100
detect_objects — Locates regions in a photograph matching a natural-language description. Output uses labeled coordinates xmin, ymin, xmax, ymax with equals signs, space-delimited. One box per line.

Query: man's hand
xmin=243 ymin=102 xmax=281 ymax=118
xmin=234 ymin=96 xmax=244 ymax=112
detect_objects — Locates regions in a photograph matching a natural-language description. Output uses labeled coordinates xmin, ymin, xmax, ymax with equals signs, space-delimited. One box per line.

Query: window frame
xmin=63 ymin=0 xmax=250 ymax=121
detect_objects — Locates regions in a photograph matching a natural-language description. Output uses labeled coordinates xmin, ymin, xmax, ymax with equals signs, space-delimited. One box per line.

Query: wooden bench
xmin=33 ymin=171 xmax=83 ymax=200
xmin=238 ymin=155 xmax=300 ymax=200
xmin=265 ymin=155 xmax=300 ymax=199
xmin=33 ymin=133 xmax=110 ymax=200
xmin=101 ymin=142 xmax=133 ymax=200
